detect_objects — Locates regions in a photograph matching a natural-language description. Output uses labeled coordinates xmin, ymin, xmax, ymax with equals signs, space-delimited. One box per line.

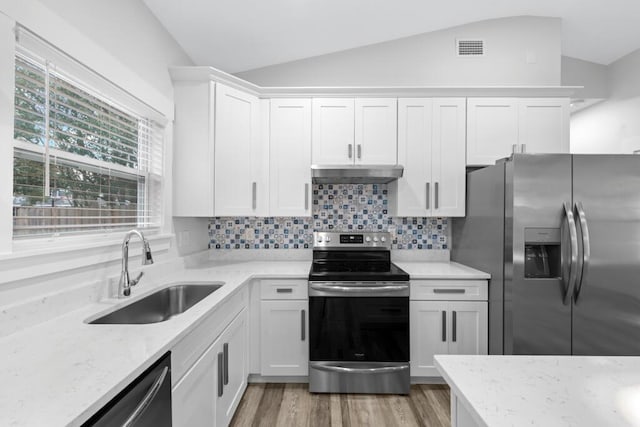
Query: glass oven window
xmin=309 ymin=297 xmax=409 ymax=362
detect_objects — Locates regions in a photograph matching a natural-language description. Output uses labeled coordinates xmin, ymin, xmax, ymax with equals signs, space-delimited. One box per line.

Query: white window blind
xmin=12 ymin=26 xmax=165 ymax=238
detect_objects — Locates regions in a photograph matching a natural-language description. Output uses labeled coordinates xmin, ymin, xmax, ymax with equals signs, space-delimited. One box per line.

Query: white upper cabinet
xmin=214 ymin=83 xmax=267 ymax=216
xmin=269 ymin=99 xmax=312 ymax=216
xmin=466 ymin=98 xmax=519 ymax=166
xmin=312 ymin=98 xmax=398 ymax=165
xmin=173 ymin=80 xmax=216 ymax=217
xmin=396 ymin=98 xmax=466 ymax=217
xmin=431 ymin=98 xmax=466 ymax=217
xmin=467 ymin=97 xmax=570 ymax=166
xmin=312 ymin=98 xmax=355 ymax=165
xmin=396 ymin=98 xmax=433 ymax=217
xmin=354 ymin=98 xmax=398 ymax=165
xmin=518 ymin=98 xmax=570 ymax=155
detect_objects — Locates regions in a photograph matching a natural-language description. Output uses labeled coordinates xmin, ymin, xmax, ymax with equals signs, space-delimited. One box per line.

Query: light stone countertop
xmin=396 ymin=261 xmax=490 ymax=279
xmin=435 ymin=354 xmax=640 ymax=427
xmin=0 ymin=259 xmax=488 ymax=427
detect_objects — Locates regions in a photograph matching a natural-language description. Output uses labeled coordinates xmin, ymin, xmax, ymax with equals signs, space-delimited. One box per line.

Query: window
xmin=12 ymin=27 xmax=164 ymax=239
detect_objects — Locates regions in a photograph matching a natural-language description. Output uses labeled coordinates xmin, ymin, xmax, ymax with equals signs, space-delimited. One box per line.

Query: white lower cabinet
xmin=216 ymin=310 xmax=248 ymax=427
xmin=172 ymin=304 xmax=247 ymax=427
xmin=410 ymin=280 xmax=488 ymax=377
xmin=259 ymin=279 xmax=309 ymax=377
xmin=260 ymin=300 xmax=308 ymax=376
xmin=172 ymin=340 xmax=218 ymax=427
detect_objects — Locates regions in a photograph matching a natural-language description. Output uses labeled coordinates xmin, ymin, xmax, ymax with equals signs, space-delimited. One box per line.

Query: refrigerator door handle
xmin=562 ymin=202 xmax=579 ymax=306
xmin=574 ymin=202 xmax=591 ymax=304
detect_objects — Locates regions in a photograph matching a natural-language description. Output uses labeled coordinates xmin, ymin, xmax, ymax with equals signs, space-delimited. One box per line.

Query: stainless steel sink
xmin=89 ymin=282 xmax=223 ymax=324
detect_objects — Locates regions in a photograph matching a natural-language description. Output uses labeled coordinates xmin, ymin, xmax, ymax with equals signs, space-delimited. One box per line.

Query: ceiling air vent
xmin=457 ymin=39 xmax=484 ymax=56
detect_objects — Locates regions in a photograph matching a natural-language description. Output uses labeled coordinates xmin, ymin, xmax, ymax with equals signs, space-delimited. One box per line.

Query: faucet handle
xmin=130 ymin=271 xmax=144 ymax=287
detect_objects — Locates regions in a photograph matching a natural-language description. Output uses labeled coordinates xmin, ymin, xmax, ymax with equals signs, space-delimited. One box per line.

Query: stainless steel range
xmin=308 ymin=231 xmax=410 ymax=394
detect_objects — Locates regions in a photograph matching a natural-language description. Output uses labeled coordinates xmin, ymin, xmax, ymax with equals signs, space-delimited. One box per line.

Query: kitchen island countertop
xmin=435 ymin=354 xmax=640 ymax=427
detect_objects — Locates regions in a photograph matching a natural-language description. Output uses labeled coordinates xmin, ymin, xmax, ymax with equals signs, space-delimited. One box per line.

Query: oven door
xmin=308 ymin=282 xmax=409 ymax=363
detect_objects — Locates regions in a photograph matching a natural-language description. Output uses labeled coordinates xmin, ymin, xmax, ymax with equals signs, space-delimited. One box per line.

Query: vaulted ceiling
xmin=143 ymin=0 xmax=640 ymax=73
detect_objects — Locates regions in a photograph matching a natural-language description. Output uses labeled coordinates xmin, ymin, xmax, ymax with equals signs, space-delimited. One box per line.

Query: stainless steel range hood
xmin=311 ymin=164 xmax=404 ymax=184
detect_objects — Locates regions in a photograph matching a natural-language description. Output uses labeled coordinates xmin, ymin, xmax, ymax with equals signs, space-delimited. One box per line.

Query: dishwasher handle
xmin=122 ymin=366 xmax=169 ymax=427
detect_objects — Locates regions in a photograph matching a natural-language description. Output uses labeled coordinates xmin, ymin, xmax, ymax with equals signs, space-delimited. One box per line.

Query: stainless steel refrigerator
xmin=452 ymin=154 xmax=640 ymax=355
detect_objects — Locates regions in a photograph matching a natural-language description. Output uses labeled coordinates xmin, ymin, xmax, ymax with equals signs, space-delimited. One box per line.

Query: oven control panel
xmin=313 ymin=232 xmax=391 ymax=249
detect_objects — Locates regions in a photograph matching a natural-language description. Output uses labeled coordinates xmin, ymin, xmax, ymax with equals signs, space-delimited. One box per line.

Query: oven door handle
xmin=312 ymin=364 xmax=409 ymax=374
xmin=309 ymin=283 xmax=408 ymax=293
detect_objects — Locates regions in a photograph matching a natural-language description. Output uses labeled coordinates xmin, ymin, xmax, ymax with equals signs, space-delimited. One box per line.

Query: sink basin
xmin=89 ymin=282 xmax=223 ymax=324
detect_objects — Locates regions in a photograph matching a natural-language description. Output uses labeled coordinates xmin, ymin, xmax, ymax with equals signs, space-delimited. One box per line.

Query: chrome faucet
xmin=118 ymin=230 xmax=154 ymax=297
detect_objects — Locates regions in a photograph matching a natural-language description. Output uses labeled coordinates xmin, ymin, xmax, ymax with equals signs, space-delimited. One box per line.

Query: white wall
xmin=236 ymin=16 xmax=562 ymax=87
xmin=571 ymin=48 xmax=640 ymax=154
xmin=561 ymin=56 xmax=608 ymax=100
xmin=0 ymin=0 xmax=209 ymax=306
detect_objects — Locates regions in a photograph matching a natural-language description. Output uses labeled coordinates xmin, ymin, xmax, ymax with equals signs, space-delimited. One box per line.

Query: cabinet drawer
xmin=172 ymin=285 xmax=247 ymax=386
xmin=260 ymin=279 xmax=308 ymax=300
xmin=410 ymin=280 xmax=488 ymax=301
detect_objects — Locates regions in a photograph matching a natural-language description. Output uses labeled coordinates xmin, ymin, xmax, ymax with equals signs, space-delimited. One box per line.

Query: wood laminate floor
xmin=230 ymin=384 xmax=451 ymax=427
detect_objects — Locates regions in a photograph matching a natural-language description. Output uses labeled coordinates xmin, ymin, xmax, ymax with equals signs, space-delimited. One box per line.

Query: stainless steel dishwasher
xmin=82 ymin=352 xmax=172 ymax=426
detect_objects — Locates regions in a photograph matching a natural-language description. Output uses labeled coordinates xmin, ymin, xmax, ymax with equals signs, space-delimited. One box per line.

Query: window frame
xmin=10 ymin=26 xmax=166 ymax=242
xmin=0 ymin=21 xmax=174 ymax=279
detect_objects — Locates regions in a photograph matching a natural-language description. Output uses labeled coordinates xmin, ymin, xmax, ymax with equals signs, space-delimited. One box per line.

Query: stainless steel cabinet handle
xmin=301 ymin=309 xmax=306 ymax=341
xmin=223 ymin=342 xmax=229 ymax=385
xmin=562 ymin=202 xmax=579 ymax=306
xmin=442 ymin=311 xmax=447 ymax=342
xmin=122 ymin=366 xmax=169 ymax=427
xmin=217 ymin=352 xmax=224 ymax=397
xmin=276 ymin=288 xmax=293 ymax=293
xmin=435 ymin=182 xmax=439 ymax=209
xmin=252 ymin=182 xmax=257 ymax=210
xmin=312 ymin=363 xmax=409 ymax=374
xmin=452 ymin=311 xmax=457 ymax=342
xmin=305 ymin=183 xmax=309 ymax=210
xmin=348 ymin=144 xmax=353 ymax=159
xmin=574 ymin=201 xmax=591 ymax=304
xmin=426 ymin=183 xmax=430 ymax=210
xmin=357 ymin=144 xmax=362 ymax=159
xmin=433 ymin=288 xmax=465 ymax=294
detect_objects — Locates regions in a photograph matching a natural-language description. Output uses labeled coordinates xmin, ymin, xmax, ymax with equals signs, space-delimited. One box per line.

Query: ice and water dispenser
xmin=524 ymin=228 xmax=561 ymax=278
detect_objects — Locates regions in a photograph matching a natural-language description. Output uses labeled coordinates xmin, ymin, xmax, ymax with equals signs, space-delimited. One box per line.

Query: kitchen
xmin=1 ymin=0 xmax=640 ymax=426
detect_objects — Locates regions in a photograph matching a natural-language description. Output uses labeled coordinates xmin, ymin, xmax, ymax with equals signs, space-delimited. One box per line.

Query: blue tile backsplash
xmin=208 ymin=184 xmax=448 ymax=250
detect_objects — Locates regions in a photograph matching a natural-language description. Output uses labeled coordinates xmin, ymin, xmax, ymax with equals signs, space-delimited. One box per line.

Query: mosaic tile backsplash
xmin=208 ymin=184 xmax=448 ymax=250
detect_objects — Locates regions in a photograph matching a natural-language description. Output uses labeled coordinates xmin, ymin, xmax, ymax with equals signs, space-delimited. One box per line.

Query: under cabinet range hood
xmin=311 ymin=165 xmax=404 ymax=184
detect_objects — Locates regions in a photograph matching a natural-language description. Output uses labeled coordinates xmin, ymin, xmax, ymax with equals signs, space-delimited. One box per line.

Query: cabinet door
xmin=466 ymin=98 xmax=519 ymax=166
xmin=447 ymin=301 xmax=488 ymax=357
xmin=518 ymin=98 xmax=569 ymax=154
xmin=410 ymin=301 xmax=449 ymax=377
xmin=269 ymin=99 xmax=312 ymax=216
xmin=355 ymin=98 xmax=398 ymax=165
xmin=216 ymin=310 xmax=248 ymax=427
xmin=396 ymin=98 xmax=432 ymax=217
xmin=172 ymin=340 xmax=218 ymax=427
xmin=431 ymin=98 xmax=466 ymax=217
xmin=260 ymin=300 xmax=309 ymax=376
xmin=173 ymin=80 xmax=215 ymax=217
xmin=312 ymin=98 xmax=355 ymax=165
xmin=215 ymin=83 xmax=263 ymax=216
